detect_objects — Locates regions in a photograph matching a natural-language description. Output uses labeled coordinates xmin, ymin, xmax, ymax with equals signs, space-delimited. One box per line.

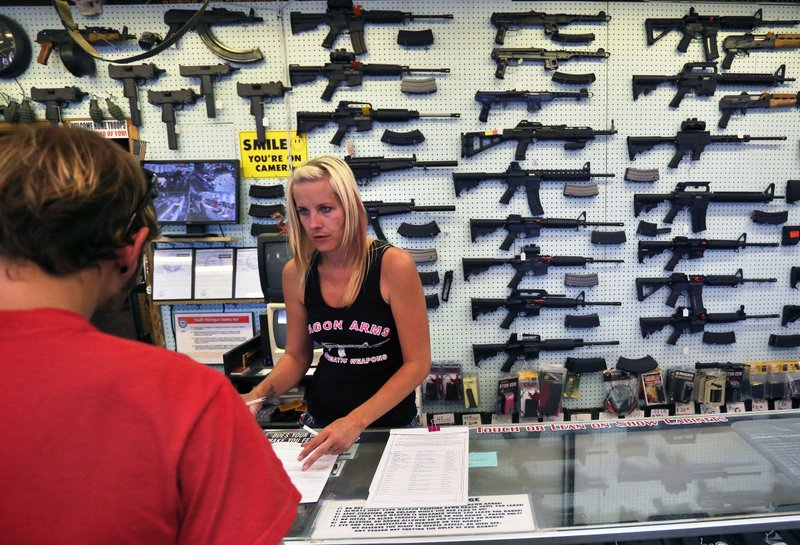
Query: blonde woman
xmin=245 ymin=155 xmax=431 ymax=470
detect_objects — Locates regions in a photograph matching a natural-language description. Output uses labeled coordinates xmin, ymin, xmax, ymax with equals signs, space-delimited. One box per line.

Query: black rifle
xmin=236 ymin=82 xmax=291 ymax=144
xmin=472 ymin=289 xmax=620 ymax=329
xmin=363 ymin=200 xmax=455 ymax=241
xmin=636 ymin=269 xmax=777 ymax=309
xmin=290 ymin=49 xmax=449 ymax=101
xmin=462 ymin=120 xmax=616 ymax=160
xmin=644 ymin=7 xmax=799 ymax=61
xmin=473 ymin=333 xmax=619 ymax=372
xmin=492 ymin=47 xmax=609 ymax=77
xmin=633 ymin=182 xmax=783 ymax=233
xmin=640 ymin=305 xmax=778 ymax=345
xmin=719 ymin=91 xmax=800 ymax=128
xmin=638 ymin=234 xmax=779 ymax=271
xmin=722 ymin=33 xmax=800 ymax=69
xmin=179 ymin=63 xmax=238 ymax=118
xmin=290 ymin=0 xmax=453 ymax=55
xmin=490 ymin=10 xmax=610 ymax=44
xmin=146 ymin=89 xmax=200 ymax=150
xmin=475 ymin=88 xmax=588 ymax=122
xmin=632 ymin=62 xmax=794 ymax=108
xmin=297 ymin=101 xmax=460 ymax=146
xmin=36 ymin=26 xmax=135 ymax=76
xmin=164 ymin=7 xmax=264 ymax=63
xmin=108 ymin=63 xmax=165 ymax=127
xmin=30 ymin=86 xmax=87 ymax=125
xmin=627 ymin=118 xmax=786 ymax=169
xmin=463 ymin=244 xmax=623 ymax=289
xmin=345 ymin=155 xmax=457 ymax=185
xmin=453 ymin=161 xmax=613 ymax=216
xmin=470 ymin=212 xmax=623 ymax=251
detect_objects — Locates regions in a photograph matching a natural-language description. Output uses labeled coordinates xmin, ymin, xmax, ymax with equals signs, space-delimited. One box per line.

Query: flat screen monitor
xmin=142 ymin=159 xmax=240 ymax=236
xmin=257 ymin=233 xmax=291 ymax=302
xmin=266 ymin=302 xmax=322 ymax=367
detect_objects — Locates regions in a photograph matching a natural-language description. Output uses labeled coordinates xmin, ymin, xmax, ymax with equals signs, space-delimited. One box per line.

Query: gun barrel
xmin=412 ymin=205 xmax=457 ymax=212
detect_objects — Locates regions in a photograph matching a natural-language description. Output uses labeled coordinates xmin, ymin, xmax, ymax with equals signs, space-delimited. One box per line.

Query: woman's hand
xmin=297 ymin=416 xmax=365 ymax=470
xmin=240 ymin=390 xmax=265 ymax=414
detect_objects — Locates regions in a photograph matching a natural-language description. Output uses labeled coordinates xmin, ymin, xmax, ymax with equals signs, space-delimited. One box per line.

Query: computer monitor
xmin=257 ymin=233 xmax=291 ymax=302
xmin=142 ymin=159 xmax=240 ymax=236
xmin=266 ymin=302 xmax=322 ymax=366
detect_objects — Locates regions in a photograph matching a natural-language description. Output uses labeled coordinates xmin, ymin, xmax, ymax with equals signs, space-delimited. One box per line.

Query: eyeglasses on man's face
xmin=124 ymin=169 xmax=158 ymax=238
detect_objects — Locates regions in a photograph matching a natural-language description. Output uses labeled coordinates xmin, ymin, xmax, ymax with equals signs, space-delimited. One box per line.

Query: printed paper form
xmin=366 ymin=426 xmax=469 ymax=507
xmin=312 ymin=495 xmax=535 ymax=540
xmin=269 ymin=442 xmax=338 ymax=504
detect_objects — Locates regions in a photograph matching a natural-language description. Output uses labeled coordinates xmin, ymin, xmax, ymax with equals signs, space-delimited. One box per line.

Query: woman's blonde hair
xmin=285 ymin=155 xmax=370 ymax=306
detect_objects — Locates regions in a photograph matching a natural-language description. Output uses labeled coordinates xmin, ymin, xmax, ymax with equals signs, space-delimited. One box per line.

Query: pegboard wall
xmin=3 ymin=1 xmax=798 ymax=416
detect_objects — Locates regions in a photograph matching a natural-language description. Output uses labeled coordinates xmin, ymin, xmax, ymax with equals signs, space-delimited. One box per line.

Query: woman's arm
xmin=298 ymin=247 xmax=431 ymax=469
xmin=244 ymin=259 xmax=314 ymax=404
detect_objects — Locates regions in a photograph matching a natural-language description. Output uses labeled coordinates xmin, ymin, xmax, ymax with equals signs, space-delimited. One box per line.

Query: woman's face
xmin=293 ymin=177 xmax=346 ymax=255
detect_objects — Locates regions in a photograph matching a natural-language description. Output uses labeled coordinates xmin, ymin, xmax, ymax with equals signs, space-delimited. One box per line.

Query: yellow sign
xmin=239 ymin=130 xmax=308 ymax=178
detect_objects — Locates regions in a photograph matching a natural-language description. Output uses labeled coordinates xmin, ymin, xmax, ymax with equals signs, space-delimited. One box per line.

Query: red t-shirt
xmin=0 ymin=308 xmax=300 ymax=545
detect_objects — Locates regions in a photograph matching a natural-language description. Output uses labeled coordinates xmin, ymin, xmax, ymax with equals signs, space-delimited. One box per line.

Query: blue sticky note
xmin=468 ymin=451 xmax=498 ymax=468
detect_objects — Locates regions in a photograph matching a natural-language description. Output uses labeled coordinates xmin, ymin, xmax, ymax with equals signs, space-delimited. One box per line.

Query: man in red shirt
xmin=0 ymin=125 xmax=300 ymax=545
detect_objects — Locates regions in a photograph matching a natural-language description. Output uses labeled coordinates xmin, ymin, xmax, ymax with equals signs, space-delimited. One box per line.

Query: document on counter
xmin=312 ymin=495 xmax=535 ymax=540
xmin=366 ymin=426 xmax=469 ymax=508
xmin=269 ymin=442 xmax=338 ymax=504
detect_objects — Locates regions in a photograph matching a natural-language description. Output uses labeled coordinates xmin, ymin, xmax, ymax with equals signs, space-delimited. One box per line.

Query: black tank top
xmin=304 ymin=240 xmax=415 ymax=428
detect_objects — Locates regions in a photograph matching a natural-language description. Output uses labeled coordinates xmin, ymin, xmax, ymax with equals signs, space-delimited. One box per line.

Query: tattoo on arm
xmin=264 ymin=384 xmax=277 ymax=402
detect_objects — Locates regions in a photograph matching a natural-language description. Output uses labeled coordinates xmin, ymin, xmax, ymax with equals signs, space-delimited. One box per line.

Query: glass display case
xmin=269 ymin=412 xmax=800 ymax=544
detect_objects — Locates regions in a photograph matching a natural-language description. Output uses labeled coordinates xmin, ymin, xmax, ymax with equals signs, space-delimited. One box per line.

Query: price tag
xmin=725 ymin=402 xmax=746 ymax=414
xmin=650 ymin=408 xmax=669 ymax=418
xmin=433 ymin=413 xmax=456 ymax=426
xmin=462 ymin=414 xmax=482 ymax=427
xmin=627 ymin=409 xmax=645 ymax=419
xmin=751 ymin=399 xmax=769 ymax=413
xmin=675 ymin=402 xmax=695 ymax=415
xmin=571 ymin=412 xmax=592 ymax=421
xmin=491 ymin=413 xmax=513 ymax=424
xmin=775 ymin=399 xmax=793 ymax=411
xmin=699 ymin=403 xmax=721 ymax=414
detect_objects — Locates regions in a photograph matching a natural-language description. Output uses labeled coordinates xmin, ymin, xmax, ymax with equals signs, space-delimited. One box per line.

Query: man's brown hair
xmin=0 ymin=125 xmax=159 ymax=275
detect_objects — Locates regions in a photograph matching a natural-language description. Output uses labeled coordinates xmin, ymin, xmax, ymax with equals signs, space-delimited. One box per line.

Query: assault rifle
xmin=164 ymin=7 xmax=264 ymax=63
xmin=638 ymin=234 xmax=779 ymax=271
xmin=719 ymin=91 xmax=800 ymax=128
xmin=490 ymin=10 xmax=611 ymax=44
xmin=463 ymin=244 xmax=623 ymax=289
xmin=453 ymin=161 xmax=614 ymax=216
xmin=363 ymin=200 xmax=455 ymax=241
xmin=290 ymin=49 xmax=450 ymax=101
xmin=461 ymin=120 xmax=616 ymax=160
xmin=473 ymin=333 xmax=619 ymax=372
xmin=470 ymin=212 xmax=623 ymax=251
xmin=632 ymin=62 xmax=794 ymax=108
xmin=146 ymin=89 xmax=200 ymax=150
xmin=475 ymin=89 xmax=589 ymax=122
xmin=36 ymin=26 xmax=135 ymax=77
xmin=108 ymin=63 xmax=166 ymax=127
xmin=640 ymin=305 xmax=778 ymax=345
xmin=633 ymin=182 xmax=784 ymax=233
xmin=636 ymin=269 xmax=777 ymax=309
xmin=627 ymin=118 xmax=786 ymax=169
xmin=491 ymin=47 xmax=609 ymax=77
xmin=722 ymin=33 xmax=800 ymax=69
xmin=290 ymin=0 xmax=453 ymax=55
xmin=297 ymin=101 xmax=460 ymax=145
xmin=644 ymin=7 xmax=799 ymax=61
xmin=345 ymin=155 xmax=457 ymax=185
xmin=30 ymin=86 xmax=87 ymax=125
xmin=472 ymin=289 xmax=621 ymax=329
